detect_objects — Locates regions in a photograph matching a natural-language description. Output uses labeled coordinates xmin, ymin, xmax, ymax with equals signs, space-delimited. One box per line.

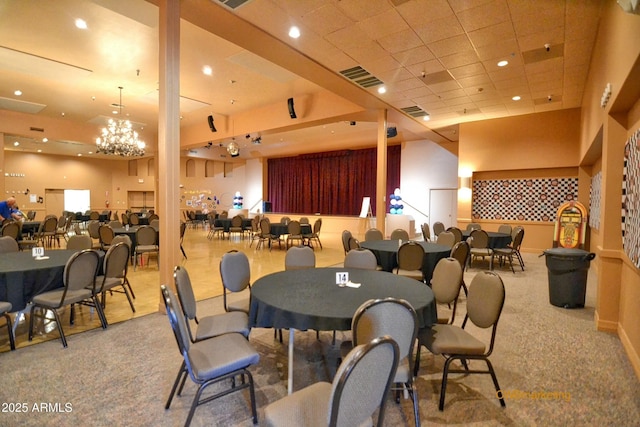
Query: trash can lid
xmin=544 ymin=248 xmax=591 ymax=257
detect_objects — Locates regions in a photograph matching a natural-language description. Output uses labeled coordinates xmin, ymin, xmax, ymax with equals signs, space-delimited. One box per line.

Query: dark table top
xmin=269 ymin=223 xmax=312 ymax=237
xmin=214 ymin=218 xmax=252 ymax=232
xmin=461 ymin=230 xmax=512 ymax=249
xmin=249 ymin=267 xmax=436 ymax=332
xmin=360 ymin=240 xmax=451 ymax=282
xmin=113 ymin=226 xmax=158 ymax=249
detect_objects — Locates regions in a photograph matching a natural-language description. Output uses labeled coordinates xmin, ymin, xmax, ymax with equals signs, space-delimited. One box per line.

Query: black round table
xmin=461 ymin=230 xmax=512 ymax=249
xmin=249 ymin=267 xmax=436 ymax=393
xmin=360 ymin=239 xmax=451 ymax=283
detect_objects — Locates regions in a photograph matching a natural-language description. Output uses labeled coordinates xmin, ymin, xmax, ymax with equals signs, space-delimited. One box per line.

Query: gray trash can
xmin=543 ymin=248 xmax=595 ymax=308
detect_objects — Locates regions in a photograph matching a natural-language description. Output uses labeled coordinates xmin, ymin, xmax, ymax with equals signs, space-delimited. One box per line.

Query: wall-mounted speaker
xmin=207 ymin=115 xmax=217 ymax=132
xmin=387 ymin=127 xmax=397 ymax=138
xmin=287 ymin=98 xmax=297 ymax=119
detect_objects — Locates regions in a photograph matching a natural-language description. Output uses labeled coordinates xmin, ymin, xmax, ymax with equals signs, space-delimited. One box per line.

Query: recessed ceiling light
xmin=512 ymin=95 xmax=521 ymax=101
xmin=37 ymin=149 xmax=42 ymax=153
xmin=75 ymin=18 xmax=87 ymax=29
xmin=497 ymin=60 xmax=509 ymax=67
xmin=288 ymin=26 xmax=300 ymax=39
xmin=42 ymin=138 xmax=48 ymax=142
xmin=88 ymin=151 xmax=93 ymax=154
xmin=14 ymin=90 xmax=22 ymax=96
xmin=377 ymin=86 xmax=387 ymax=94
xmin=77 ymin=153 xmax=82 ymax=157
xmin=13 ymin=141 xmax=19 ymax=146
xmin=112 ymin=110 xmax=118 ymax=115
xmin=202 ymin=65 xmax=212 ymax=76
xmin=423 ymin=114 xmax=430 ymax=121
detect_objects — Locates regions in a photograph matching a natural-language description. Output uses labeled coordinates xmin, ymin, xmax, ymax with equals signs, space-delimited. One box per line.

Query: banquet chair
xmin=111 ymin=234 xmax=132 ymax=249
xmin=121 ymin=212 xmax=129 ymax=226
xmin=347 ymin=236 xmax=361 ymax=250
xmin=307 ymin=218 xmax=323 ymax=249
xmin=286 ymin=220 xmax=305 ymax=248
xmin=421 ymin=223 xmax=431 ymax=241
xmin=284 ymin=245 xmax=316 ymax=270
xmin=161 ymin=285 xmax=259 ymax=427
xmin=133 ymin=226 xmax=159 ymax=270
xmin=433 ymin=221 xmax=445 ymax=237
xmin=450 ymin=241 xmax=470 ymax=296
xmin=395 ymin=241 xmax=425 ymax=282
xmin=498 ymin=224 xmax=512 ymax=235
xmin=341 ymin=230 xmax=352 ymax=255
xmin=1 ymin=221 xmax=20 ymax=240
xmin=28 ymin=249 xmax=106 ymax=348
xmin=421 ymin=271 xmax=506 ymax=410
xmin=219 ymin=210 xmax=228 ymax=219
xmin=0 ymin=236 xmax=18 ymax=253
xmin=87 ymin=220 xmax=102 ymax=249
xmin=446 ymin=226 xmax=463 ymax=244
xmin=466 ymin=223 xmax=482 ymax=231
xmin=174 ymin=266 xmax=249 ymax=342
xmin=98 ymin=224 xmax=115 ymax=251
xmin=280 ymin=216 xmax=291 ymax=225
xmin=344 ymin=248 xmax=378 ymax=270
xmin=469 ymin=229 xmax=494 ymax=269
xmin=491 ymin=227 xmax=525 ymax=273
xmin=227 ymin=215 xmax=244 ymax=240
xmin=364 ymin=228 xmax=384 ymax=241
xmin=343 ymin=298 xmax=420 ymax=427
xmin=18 ymin=221 xmax=44 ymax=251
xmin=414 ymin=258 xmax=463 ymax=376
xmin=147 ymin=213 xmax=159 ymax=223
xmin=26 ymin=210 xmax=36 ymax=221
xmin=65 ymin=234 xmax=93 ymax=250
xmin=248 ymin=216 xmax=261 ymax=247
xmin=55 ymin=215 xmax=71 ymax=243
xmin=220 ymin=250 xmax=251 ymax=313
xmin=390 ymin=228 xmax=409 ymax=241
xmin=256 ymin=217 xmax=280 ymax=250
xmin=128 ymin=213 xmax=140 ymax=226
xmin=108 ymin=220 xmax=122 ymax=228
xmin=89 ymin=211 xmax=100 ymax=221
xmin=179 ymin=221 xmax=187 ymax=259
xmin=207 ymin=213 xmax=223 ymax=240
xmin=264 ymin=336 xmax=399 ymax=427
xmin=436 ymin=231 xmax=456 ymax=248
xmin=93 ymin=242 xmax=135 ymax=315
xmin=149 ymin=219 xmax=160 ymax=231
xmin=299 ymin=216 xmax=309 ymax=224
xmin=42 ymin=215 xmax=60 ymax=247
xmin=0 ymin=301 xmax=15 ymax=350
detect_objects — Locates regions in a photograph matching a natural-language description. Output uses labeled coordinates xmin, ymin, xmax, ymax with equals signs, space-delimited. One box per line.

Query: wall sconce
xmin=458 ymin=176 xmax=471 ymax=190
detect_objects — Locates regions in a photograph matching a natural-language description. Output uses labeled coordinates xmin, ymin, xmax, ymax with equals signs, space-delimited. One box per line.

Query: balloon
xmin=397 ymin=208 xmax=403 ymax=214
xmin=390 ymin=208 xmax=397 ymax=214
xmin=394 ymin=188 xmax=401 ymax=197
xmin=390 ymin=199 xmax=397 ymax=206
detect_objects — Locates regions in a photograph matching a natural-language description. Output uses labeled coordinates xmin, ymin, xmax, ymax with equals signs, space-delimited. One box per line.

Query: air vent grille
xmin=217 ymin=0 xmax=253 ymax=9
xmin=340 ymin=66 xmax=383 ymax=88
xmin=401 ymin=106 xmax=428 ymax=117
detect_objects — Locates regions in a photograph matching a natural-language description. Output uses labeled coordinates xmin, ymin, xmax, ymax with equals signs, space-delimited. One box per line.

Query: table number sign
xmin=336 ymin=272 xmax=349 ymax=286
xmin=32 ymin=247 xmax=45 ymax=258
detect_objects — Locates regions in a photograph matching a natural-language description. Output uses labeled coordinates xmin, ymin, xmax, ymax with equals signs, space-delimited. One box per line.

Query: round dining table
xmin=461 ymin=230 xmax=512 ymax=248
xmin=249 ymin=267 xmax=436 ymax=394
xmin=360 ymin=239 xmax=451 ymax=283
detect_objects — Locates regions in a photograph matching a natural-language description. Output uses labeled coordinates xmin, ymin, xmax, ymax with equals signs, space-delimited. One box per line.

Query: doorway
xmin=429 ymin=188 xmax=457 ymax=229
xmin=44 ymin=189 xmax=64 ymax=217
xmin=128 ymin=191 xmax=155 ymax=212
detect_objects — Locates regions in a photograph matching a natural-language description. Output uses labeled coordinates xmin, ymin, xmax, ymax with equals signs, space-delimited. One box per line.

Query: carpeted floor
xmin=1 ymin=252 xmax=639 ymax=426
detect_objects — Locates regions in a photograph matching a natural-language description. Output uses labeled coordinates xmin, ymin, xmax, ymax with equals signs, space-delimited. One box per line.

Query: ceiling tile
xmin=357 ymin=9 xmax=408 ymax=40
xmin=301 ymin=4 xmax=354 ymax=36
xmin=392 ymin=46 xmax=435 ymax=66
xmin=414 ymin=17 xmax=464 ymax=44
xmin=455 ymin=0 xmax=511 ymax=32
xmin=378 ymin=29 xmax=424 ymax=54
xmin=439 ymin=50 xmax=481 ymax=69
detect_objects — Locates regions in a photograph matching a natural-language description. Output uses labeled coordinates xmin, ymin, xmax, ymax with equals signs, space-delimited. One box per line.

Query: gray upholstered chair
xmin=344 ymin=248 xmax=378 ymax=270
xmin=421 ymin=222 xmax=431 ymax=241
xmin=256 ymin=217 xmax=280 ymax=250
xmin=227 ymin=215 xmax=244 ymax=239
xmin=307 ymin=218 xmax=323 ymax=250
xmin=436 ymin=231 xmax=455 ymax=248
xmin=28 ymin=249 xmax=106 ymax=347
xmin=469 ymin=229 xmax=494 ymax=269
xmin=347 ymin=236 xmax=361 ymax=250
xmin=87 ymin=220 xmax=102 ymax=249
xmin=390 ymin=228 xmax=409 ymax=241
xmin=265 ymin=336 xmax=399 ymax=427
xmin=395 ymin=241 xmax=425 ymax=282
xmin=173 ymin=266 xmax=249 ymax=342
xmin=161 ymin=285 xmax=259 ymax=426
xmin=346 ymin=298 xmax=420 ymax=426
xmin=492 ymin=227 xmax=525 ymax=272
xmin=341 ymin=230 xmax=352 ymax=255
xmin=420 ymin=271 xmax=506 ymax=411
xmin=108 ymin=220 xmax=122 ymax=228
xmin=450 ymin=240 xmax=470 ymax=296
xmin=498 ymin=224 xmax=512 ymax=235
xmin=286 ymin=220 xmax=305 ymax=248
xmin=284 ymin=245 xmax=315 ymax=270
xmin=364 ymin=228 xmax=383 ymax=241
xmin=446 ymin=226 xmax=463 ymax=244
xmin=0 ymin=301 xmax=15 ymax=350
xmin=128 ymin=213 xmax=140 ymax=225
xmin=219 ymin=250 xmax=251 ymax=313
xmin=94 ymin=242 xmax=135 ymax=314
xmin=431 ymin=257 xmax=463 ymax=325
xmin=1 ymin=221 xmax=20 ymax=240
xmin=98 ymin=224 xmax=114 ymax=251
xmin=466 ymin=222 xmax=482 ymax=231
xmin=133 ymin=226 xmax=158 ymax=270
xmin=0 ymin=236 xmax=19 ymax=253
xmin=66 ymin=234 xmax=93 ymax=250
xmin=433 ymin=221 xmax=445 ymax=237
xmin=111 ymin=234 xmax=132 ymax=249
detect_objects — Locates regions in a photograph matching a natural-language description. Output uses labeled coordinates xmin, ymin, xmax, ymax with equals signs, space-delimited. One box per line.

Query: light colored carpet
xmin=0 ymin=253 xmax=639 ymax=426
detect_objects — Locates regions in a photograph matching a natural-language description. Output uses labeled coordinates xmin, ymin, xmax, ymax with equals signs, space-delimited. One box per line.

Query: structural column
xmin=157 ymin=0 xmax=181 ymax=308
xmin=376 ymin=109 xmax=388 ymax=237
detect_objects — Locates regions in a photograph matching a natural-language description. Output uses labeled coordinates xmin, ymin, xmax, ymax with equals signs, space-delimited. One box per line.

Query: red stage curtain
xmin=267 ymin=145 xmax=400 ymax=215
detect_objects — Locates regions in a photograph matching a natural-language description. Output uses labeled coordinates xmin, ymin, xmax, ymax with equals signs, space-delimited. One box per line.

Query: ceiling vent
xmin=216 ymin=0 xmax=253 ymax=9
xmin=29 ymin=127 xmax=45 ymax=132
xmin=340 ymin=66 xmax=384 ymax=88
xmin=401 ymin=106 xmax=428 ymax=118
xmin=523 ymin=44 xmax=564 ymax=64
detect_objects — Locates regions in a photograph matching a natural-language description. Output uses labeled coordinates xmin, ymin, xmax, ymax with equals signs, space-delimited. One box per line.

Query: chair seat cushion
xmin=493 ymin=247 xmax=514 ymax=255
xmin=189 ymin=333 xmax=260 ymax=381
xmin=227 ymin=297 xmax=250 ymax=313
xmin=264 ymin=381 xmax=332 ymax=427
xmin=196 ymin=311 xmax=250 ymax=340
xmin=395 ymin=269 xmax=424 ymax=281
xmin=136 ymin=245 xmax=158 ymax=252
xmin=0 ymin=301 xmax=12 ymax=313
xmin=424 ymin=324 xmax=486 ymax=355
xmin=32 ymin=288 xmax=93 ymax=308
xmin=94 ymin=276 xmax=123 ymax=292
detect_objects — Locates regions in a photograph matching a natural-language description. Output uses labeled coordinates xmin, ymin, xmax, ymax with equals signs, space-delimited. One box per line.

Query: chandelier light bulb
xmin=96 ymin=87 xmax=145 ymax=156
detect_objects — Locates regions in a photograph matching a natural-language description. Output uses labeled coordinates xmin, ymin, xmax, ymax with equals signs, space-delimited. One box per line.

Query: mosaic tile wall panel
xmin=622 ymin=128 xmax=640 ymax=269
xmin=472 ymin=177 xmax=578 ymax=222
xmin=589 ymin=171 xmax=602 ymax=230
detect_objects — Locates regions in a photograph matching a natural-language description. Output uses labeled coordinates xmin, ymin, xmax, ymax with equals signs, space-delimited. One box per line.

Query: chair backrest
xmin=128 ymin=213 xmax=140 ymax=225
xmin=511 ymin=227 xmax=525 ymax=249
xmin=436 ymin=231 xmax=455 ymax=248
xmin=161 ymin=285 xmax=191 ymax=357
xmin=220 ymin=250 xmax=251 ymax=292
xmin=287 ymin=220 xmax=301 ymax=235
xmin=390 ymin=228 xmax=409 ymax=241
xmin=103 ymin=242 xmax=129 ymax=277
xmin=466 ymin=223 xmax=482 ymax=231
xmin=57 ymin=215 xmax=66 ymax=228
xmin=341 ymin=230 xmax=352 ymax=254
xmin=109 ymin=220 xmax=122 ymax=228
xmin=313 ymin=218 xmax=322 ymax=234
xmin=63 ymin=249 xmax=100 ymax=295
xmin=148 ymin=214 xmax=159 ymax=222
xmin=121 ymin=212 xmax=129 ymax=225
xmin=280 ymin=216 xmax=290 ymax=224
xmin=284 ymin=246 xmax=316 ymax=270
xmin=498 ymin=224 xmax=512 ymax=235
xmin=465 ymin=271 xmax=506 ymax=354
xmin=66 ymin=234 xmax=93 ymax=250
xmin=111 ymin=234 xmax=132 ymax=248
xmin=231 ymin=215 xmax=243 ymax=227
xmin=89 ymin=211 xmax=100 ymax=220
xmin=150 ymin=219 xmax=160 ymax=231
xmin=99 ymin=225 xmax=114 ymax=245
xmin=446 ymin=227 xmax=463 ymax=243
xmin=259 ymin=217 xmax=271 ymax=237
xmin=0 ymin=236 xmax=19 ymax=253
xmin=174 ymin=266 xmax=197 ymax=322
xmin=136 ymin=226 xmax=157 ymax=245
xmin=219 ymin=210 xmax=228 ymax=219
xmin=397 ymin=241 xmax=424 ymax=271
xmin=469 ymin=229 xmax=489 ymax=248
xmin=421 ymin=223 xmax=431 ymax=241
xmin=348 ymin=236 xmax=361 ymax=250
xmin=87 ymin=220 xmax=101 ymax=239
xmin=364 ymin=228 xmax=383 ymax=241
xmin=43 ymin=216 xmax=58 ymax=232
xmin=1 ymin=222 xmax=19 ymax=239
xmin=431 ymin=257 xmax=463 ymax=304
xmin=180 ymin=221 xmax=187 ymax=240
xmin=344 ymin=249 xmax=378 ymax=270
xmin=330 ymin=336 xmax=399 ymax=427
xmin=27 ymin=210 xmax=36 ymax=220
xmin=433 ymin=221 xmax=445 ymax=237
xmin=299 ymin=216 xmax=309 ymax=224
xmin=450 ymin=241 xmax=470 ymax=271
xmin=512 ymin=226 xmax=524 ymax=245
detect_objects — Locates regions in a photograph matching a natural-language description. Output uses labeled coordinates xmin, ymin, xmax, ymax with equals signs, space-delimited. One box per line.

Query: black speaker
xmin=387 ymin=127 xmax=397 ymax=138
xmin=207 ymin=115 xmax=217 ymax=132
xmin=287 ymin=98 xmax=297 ymax=119
xmin=263 ymin=201 xmax=272 ymax=213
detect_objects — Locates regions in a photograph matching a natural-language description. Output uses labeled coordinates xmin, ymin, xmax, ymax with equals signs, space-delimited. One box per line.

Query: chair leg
xmin=3 ymin=313 xmax=15 ymax=350
xmin=439 ymin=357 xmax=454 ymax=410
xmin=486 ymin=358 xmax=506 ymax=407
xmin=165 ymin=361 xmax=187 ymax=409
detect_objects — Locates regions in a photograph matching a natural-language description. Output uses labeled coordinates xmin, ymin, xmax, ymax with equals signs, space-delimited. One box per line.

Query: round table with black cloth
xmin=0 ymin=249 xmax=104 ymax=311
xmin=214 ymin=218 xmax=252 ymax=233
xmin=269 ymin=223 xmax=312 ymax=238
xmin=113 ymin=226 xmax=159 ymax=252
xmin=461 ymin=230 xmax=512 ymax=249
xmin=360 ymin=239 xmax=451 ymax=283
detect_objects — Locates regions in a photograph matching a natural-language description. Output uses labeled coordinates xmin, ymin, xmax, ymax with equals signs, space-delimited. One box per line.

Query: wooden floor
xmin=1 ymin=223 xmax=347 ymax=352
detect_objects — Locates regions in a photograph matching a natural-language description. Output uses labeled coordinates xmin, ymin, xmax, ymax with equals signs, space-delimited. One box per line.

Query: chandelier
xmin=96 ymin=87 xmax=145 ymax=156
